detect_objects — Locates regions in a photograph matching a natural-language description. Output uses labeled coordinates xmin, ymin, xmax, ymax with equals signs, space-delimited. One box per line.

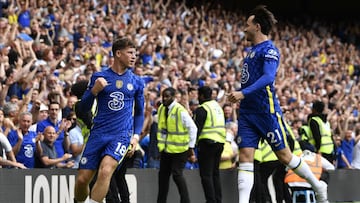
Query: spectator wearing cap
xmin=57 ymin=54 xmax=84 ymax=84
xmin=29 ymin=102 xmax=48 ymax=132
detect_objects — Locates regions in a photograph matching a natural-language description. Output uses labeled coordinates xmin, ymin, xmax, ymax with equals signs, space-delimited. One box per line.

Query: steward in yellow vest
xmin=157 ymin=102 xmax=192 ymax=153
xmin=194 ymin=86 xmax=226 ymax=203
xmin=307 ymin=101 xmax=335 ymax=163
xmin=156 ymin=87 xmax=197 ymax=203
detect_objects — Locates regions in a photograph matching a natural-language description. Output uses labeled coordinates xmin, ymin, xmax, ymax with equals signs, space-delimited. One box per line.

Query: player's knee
xmin=76 ymin=174 xmax=90 ymax=187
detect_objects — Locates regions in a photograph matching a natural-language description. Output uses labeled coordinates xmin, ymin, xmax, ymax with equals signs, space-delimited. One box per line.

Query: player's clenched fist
xmin=91 ymin=77 xmax=108 ymax=96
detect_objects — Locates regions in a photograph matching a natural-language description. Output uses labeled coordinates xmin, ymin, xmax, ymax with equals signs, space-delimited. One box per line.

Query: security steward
xmin=307 ymin=101 xmax=334 ymax=163
xmin=157 ymin=87 xmax=197 ymax=203
xmin=194 ymin=86 xmax=226 ymax=203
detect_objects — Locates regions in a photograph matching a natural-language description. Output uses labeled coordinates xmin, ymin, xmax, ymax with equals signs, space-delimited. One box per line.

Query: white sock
xmin=287 ymin=154 xmax=321 ymax=191
xmin=89 ymin=198 xmax=99 ymax=203
xmin=238 ymin=162 xmax=254 ymax=203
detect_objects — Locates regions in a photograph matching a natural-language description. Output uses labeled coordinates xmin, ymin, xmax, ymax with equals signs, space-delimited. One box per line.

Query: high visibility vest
xmin=285 ymin=122 xmax=302 ymax=156
xmin=197 ymin=100 xmax=226 ymax=144
xmin=73 ymin=100 xmax=97 ymax=144
xmin=257 ymin=140 xmax=278 ymax=163
xmin=254 ymin=146 xmax=263 ymax=162
xmin=308 ymin=117 xmax=334 ymax=154
xmin=219 ymin=141 xmax=234 ymax=169
xmin=299 ymin=125 xmax=312 ymax=141
xmin=78 ymin=119 xmax=90 ymax=143
xmin=157 ymin=103 xmax=190 ymax=153
xmin=284 ymin=151 xmax=322 ymax=183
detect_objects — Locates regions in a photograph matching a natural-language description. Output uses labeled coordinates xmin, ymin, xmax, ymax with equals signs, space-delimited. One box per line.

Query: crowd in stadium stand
xmin=0 ymin=0 xmax=360 ymax=170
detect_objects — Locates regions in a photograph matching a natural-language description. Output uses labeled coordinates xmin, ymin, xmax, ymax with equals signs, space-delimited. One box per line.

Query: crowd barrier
xmin=0 ymin=168 xmax=358 ymax=202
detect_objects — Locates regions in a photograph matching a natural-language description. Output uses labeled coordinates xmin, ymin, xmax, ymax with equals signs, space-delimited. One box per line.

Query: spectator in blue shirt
xmin=8 ymin=112 xmax=42 ymax=168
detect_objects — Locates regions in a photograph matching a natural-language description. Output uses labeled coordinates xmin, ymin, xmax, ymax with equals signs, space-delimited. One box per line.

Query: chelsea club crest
xmin=116 ymin=80 xmax=123 ymax=89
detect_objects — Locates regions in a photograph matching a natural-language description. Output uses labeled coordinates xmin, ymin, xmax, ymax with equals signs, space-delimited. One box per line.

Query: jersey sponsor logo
xmin=241 ymin=63 xmax=249 ymax=84
xmin=268 ymin=49 xmax=277 ymax=55
xmin=24 ymin=144 xmax=34 ymax=158
xmin=108 ymin=92 xmax=125 ymax=111
xmin=116 ymin=80 xmax=123 ymax=89
xmin=265 ymin=49 xmax=278 ymax=60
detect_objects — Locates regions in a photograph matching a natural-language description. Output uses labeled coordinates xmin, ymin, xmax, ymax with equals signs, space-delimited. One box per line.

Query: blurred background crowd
xmin=0 ymin=0 xmax=359 ymax=170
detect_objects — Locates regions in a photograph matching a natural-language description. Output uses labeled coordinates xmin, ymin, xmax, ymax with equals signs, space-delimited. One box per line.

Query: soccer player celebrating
xmin=74 ymin=37 xmax=145 ymax=203
xmin=227 ymin=5 xmax=329 ymax=203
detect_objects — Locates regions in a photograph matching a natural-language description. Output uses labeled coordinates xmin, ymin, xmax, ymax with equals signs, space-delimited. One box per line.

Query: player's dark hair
xmin=112 ymin=37 xmax=136 ymax=54
xmin=248 ymin=5 xmax=277 ymax=35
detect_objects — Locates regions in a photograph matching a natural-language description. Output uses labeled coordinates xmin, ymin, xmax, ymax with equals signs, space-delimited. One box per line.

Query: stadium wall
xmin=0 ymin=169 xmax=358 ymax=202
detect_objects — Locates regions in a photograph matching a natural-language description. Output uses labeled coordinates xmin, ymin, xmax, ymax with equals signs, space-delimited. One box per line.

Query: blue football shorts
xmin=237 ymin=111 xmax=288 ymax=151
xmin=79 ymin=131 xmax=131 ymax=169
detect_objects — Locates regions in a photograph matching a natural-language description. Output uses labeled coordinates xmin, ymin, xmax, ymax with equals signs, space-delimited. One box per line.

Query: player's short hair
xmin=112 ymin=37 xmax=136 ymax=54
xmin=248 ymin=5 xmax=277 ymax=35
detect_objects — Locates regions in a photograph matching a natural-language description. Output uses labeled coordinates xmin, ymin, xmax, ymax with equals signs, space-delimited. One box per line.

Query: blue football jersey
xmin=240 ymin=40 xmax=282 ymax=114
xmin=85 ymin=68 xmax=145 ymax=137
xmin=8 ymin=130 xmax=38 ymax=168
